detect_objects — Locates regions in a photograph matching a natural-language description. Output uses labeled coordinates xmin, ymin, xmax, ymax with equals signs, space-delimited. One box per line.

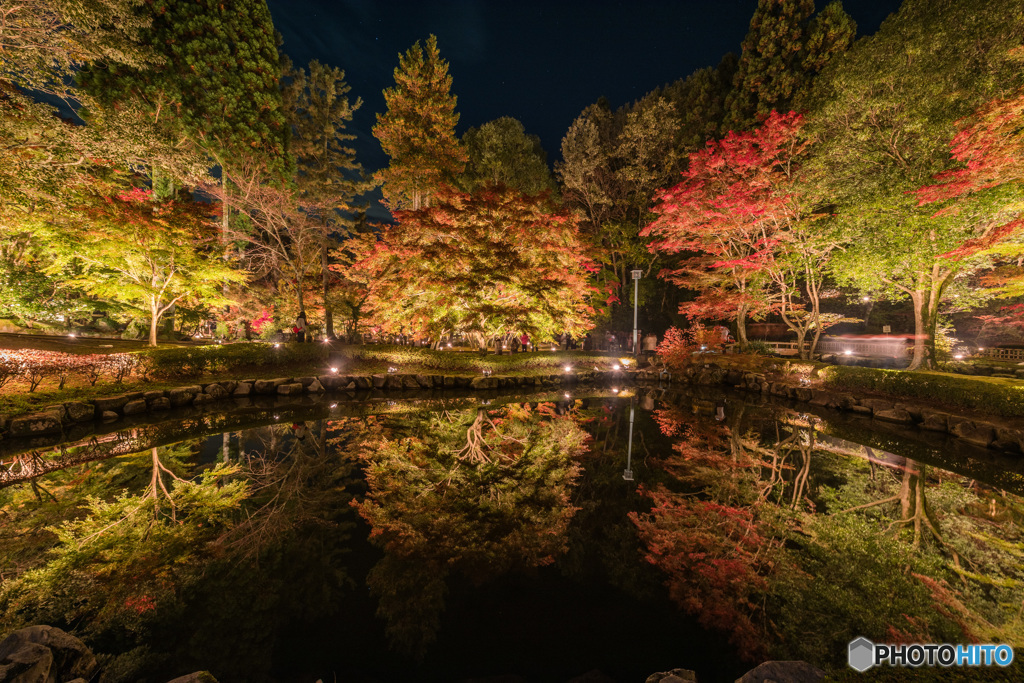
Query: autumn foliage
xmin=916 ymin=89 xmax=1024 ymax=260
xmin=643 ymin=111 xmax=806 ymax=340
xmin=351 ymin=184 xmax=599 ymax=344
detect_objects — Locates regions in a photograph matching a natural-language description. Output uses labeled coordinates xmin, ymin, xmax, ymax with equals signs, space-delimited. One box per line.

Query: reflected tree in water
xmin=351 ymin=403 xmax=588 ymax=655
xmin=637 ymin=394 xmax=1024 ymax=671
xmin=0 ymin=444 xmax=246 ymax=650
xmin=630 ymin=405 xmax=782 ymax=659
xmin=0 ymin=422 xmax=361 ymax=682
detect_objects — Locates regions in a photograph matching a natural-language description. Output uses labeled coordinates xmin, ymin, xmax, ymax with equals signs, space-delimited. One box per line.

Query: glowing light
xmin=954 ymin=354 xmax=964 ymax=360
xmin=330 ymin=367 xmax=338 ymax=373
xmin=67 ymin=333 xmax=76 ymax=338
xmin=564 ymin=393 xmax=571 ymax=399
xmin=844 ymin=349 xmax=852 ymax=356
xmin=700 ymin=345 xmax=707 ymax=351
xmin=620 ymin=358 xmax=632 ymax=367
xmin=323 ymin=338 xmax=331 ymax=344
xmin=387 ymin=366 xmax=397 ymax=373
xmin=564 ymin=365 xmax=573 ymax=372
xmin=329 ymin=403 xmax=337 ymax=408
xmin=612 ymin=388 xmax=620 ymax=393
xmin=447 ymin=343 xmax=452 ymax=348
xmin=274 ymin=343 xmax=280 ymax=349
xmin=979 ymin=347 xmax=985 ymax=352
xmin=613 ymin=364 xmax=621 ymax=370
xmin=862 ymin=296 xmax=870 ymax=302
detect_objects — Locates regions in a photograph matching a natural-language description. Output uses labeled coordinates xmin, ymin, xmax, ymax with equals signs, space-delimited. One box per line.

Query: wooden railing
xmin=979 ymin=348 xmax=1024 ymax=361
xmin=737 ymin=339 xmax=912 ymax=358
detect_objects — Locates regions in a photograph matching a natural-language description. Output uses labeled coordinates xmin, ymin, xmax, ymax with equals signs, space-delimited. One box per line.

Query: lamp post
xmin=631 ymin=269 xmax=642 ymax=356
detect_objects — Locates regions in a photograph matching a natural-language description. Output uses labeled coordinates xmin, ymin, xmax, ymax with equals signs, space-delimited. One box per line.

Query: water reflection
xmin=2 ymin=391 xmax=1024 ymax=680
xmin=352 ymin=404 xmax=588 ymax=656
xmin=634 ymin=394 xmax=1024 ymax=673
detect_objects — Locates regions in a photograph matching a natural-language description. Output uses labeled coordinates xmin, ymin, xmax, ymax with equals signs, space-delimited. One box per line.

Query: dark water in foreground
xmin=2 ymin=387 xmax=1023 ymax=682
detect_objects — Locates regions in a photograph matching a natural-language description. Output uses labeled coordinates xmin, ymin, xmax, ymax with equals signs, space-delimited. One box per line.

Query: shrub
xmin=818 ymin=365 xmax=1024 ymax=417
xmin=136 ymin=343 xmax=330 ymax=380
xmin=740 ymin=340 xmax=773 ymax=356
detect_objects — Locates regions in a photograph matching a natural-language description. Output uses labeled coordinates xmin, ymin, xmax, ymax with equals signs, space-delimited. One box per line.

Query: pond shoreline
xmin=670 ymin=361 xmax=1024 ymax=456
xmin=0 ymin=369 xmax=629 ymax=442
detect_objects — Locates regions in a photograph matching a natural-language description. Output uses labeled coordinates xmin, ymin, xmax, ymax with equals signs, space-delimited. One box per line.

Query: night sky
xmin=269 ymin=0 xmax=905 ymax=196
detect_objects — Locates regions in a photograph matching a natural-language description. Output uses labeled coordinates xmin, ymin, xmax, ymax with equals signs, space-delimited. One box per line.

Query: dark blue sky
xmin=269 ymin=0 xmax=903 ymax=175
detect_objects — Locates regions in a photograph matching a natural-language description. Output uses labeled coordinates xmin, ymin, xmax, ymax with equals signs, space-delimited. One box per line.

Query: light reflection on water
xmin=1 ymin=389 xmax=1023 ymax=682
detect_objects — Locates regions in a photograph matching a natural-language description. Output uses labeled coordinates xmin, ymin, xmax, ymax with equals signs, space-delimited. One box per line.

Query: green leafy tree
xmin=809 ymin=0 xmax=1024 ymax=368
xmin=460 ymin=116 xmax=555 ymax=194
xmin=50 ymin=189 xmax=245 ymax=345
xmin=373 ymin=35 xmax=466 ymax=211
xmin=663 ymin=53 xmax=738 ymax=151
xmin=78 ymin=0 xmax=290 ymax=219
xmin=557 ymin=97 xmax=682 ymax=326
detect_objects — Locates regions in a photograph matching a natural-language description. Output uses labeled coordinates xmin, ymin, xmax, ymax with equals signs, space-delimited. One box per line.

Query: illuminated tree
xmin=351 ymin=184 xmax=599 ymax=347
xmin=78 ymin=0 xmax=290 ymax=223
xmin=50 ymin=189 xmax=244 ymax=346
xmin=916 ymin=89 xmax=1024 ymax=295
xmin=283 ymin=58 xmax=371 ymax=336
xmin=724 ymin=0 xmax=855 ymax=131
xmin=644 ymin=111 xmax=812 ymax=346
xmin=810 ymin=0 xmax=1024 ymax=369
xmin=557 ymin=98 xmax=681 ymax=322
xmin=373 ymin=35 xmax=466 ymax=211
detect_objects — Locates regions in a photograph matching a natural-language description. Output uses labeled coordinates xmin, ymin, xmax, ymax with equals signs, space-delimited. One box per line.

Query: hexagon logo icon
xmin=849 ymin=637 xmax=875 ymax=672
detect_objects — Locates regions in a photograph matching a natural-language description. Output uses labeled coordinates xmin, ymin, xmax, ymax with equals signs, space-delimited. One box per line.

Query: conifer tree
xmin=78 ymin=0 xmax=290 ymax=194
xmin=283 ymin=58 xmax=371 ymax=337
xmin=724 ymin=0 xmax=855 ymax=131
xmin=373 ymin=35 xmax=466 ymax=211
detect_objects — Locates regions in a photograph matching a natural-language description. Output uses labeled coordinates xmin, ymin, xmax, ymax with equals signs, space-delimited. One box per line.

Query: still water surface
xmin=2 ymin=387 xmax=1023 ymax=682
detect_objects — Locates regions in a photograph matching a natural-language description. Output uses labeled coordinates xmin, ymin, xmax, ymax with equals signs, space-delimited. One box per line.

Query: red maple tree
xmin=643 ymin=111 xmax=808 ymax=345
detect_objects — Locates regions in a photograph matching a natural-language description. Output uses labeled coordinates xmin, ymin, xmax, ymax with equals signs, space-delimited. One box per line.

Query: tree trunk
xmin=149 ymin=300 xmax=159 ymax=347
xmin=735 ymin=302 xmax=749 ymax=345
xmin=322 ymin=240 xmax=334 ymax=338
xmin=908 ymin=291 xmax=926 ymax=371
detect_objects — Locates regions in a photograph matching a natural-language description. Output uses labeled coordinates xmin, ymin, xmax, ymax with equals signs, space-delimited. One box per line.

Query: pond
xmin=2 ymin=386 xmax=1023 ymax=682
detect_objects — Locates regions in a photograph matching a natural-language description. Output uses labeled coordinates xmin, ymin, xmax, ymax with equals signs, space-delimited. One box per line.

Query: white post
xmin=631 ymin=269 xmax=642 ymax=356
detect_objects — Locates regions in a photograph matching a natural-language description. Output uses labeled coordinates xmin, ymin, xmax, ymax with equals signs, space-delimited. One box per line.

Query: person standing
xmin=520 ymin=332 xmax=530 ymax=352
xmin=294 ymin=311 xmax=308 ymax=343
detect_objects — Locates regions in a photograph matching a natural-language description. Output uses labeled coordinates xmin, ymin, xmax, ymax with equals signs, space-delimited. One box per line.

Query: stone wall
xmin=653 ymin=363 xmax=1024 ymax=454
xmin=0 ymin=370 xmax=625 ymax=440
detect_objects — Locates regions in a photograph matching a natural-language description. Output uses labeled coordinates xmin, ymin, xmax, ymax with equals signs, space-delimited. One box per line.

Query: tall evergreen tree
xmin=283 ymin=58 xmax=371 ymax=336
xmin=78 ymin=0 xmax=290 ymax=195
xmin=373 ymin=35 xmax=466 ymax=211
xmin=724 ymin=0 xmax=855 ymax=131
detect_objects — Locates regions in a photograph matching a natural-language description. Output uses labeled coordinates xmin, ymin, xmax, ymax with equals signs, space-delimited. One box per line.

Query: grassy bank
xmin=0 ymin=343 xmax=628 ymax=417
xmin=818 ymin=365 xmax=1024 ymax=417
